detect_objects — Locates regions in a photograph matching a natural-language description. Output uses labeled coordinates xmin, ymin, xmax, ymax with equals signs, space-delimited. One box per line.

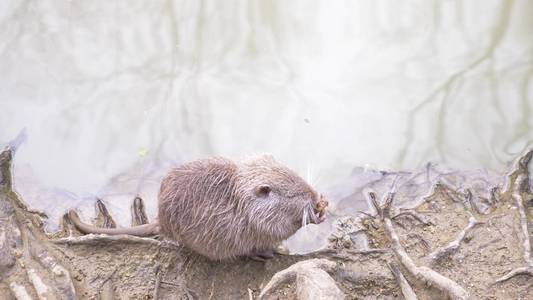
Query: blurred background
xmin=0 ymin=0 xmax=531 ymax=252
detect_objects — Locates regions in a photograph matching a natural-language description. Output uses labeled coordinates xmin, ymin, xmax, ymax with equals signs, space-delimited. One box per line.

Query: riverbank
xmin=1 ymin=148 xmax=531 ymax=299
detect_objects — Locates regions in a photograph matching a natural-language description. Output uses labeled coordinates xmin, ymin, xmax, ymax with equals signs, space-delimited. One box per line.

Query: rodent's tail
xmin=68 ymin=210 xmax=160 ymax=236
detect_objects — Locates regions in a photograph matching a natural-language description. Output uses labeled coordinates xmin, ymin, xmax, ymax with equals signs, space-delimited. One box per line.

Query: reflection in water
xmin=0 ymin=0 xmax=531 ymax=253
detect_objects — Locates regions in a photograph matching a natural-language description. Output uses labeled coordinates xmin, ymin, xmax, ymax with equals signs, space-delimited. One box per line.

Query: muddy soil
xmin=0 ymin=148 xmax=532 ymax=299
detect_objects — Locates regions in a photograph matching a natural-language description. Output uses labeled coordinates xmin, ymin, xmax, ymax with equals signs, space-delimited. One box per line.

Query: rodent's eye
xmin=254 ymin=185 xmax=271 ymax=198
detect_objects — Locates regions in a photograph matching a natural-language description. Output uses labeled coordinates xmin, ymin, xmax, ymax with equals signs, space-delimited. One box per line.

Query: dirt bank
xmin=0 ymin=148 xmax=532 ymax=299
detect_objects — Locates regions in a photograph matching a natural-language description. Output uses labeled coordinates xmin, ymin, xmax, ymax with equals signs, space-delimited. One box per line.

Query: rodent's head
xmin=237 ymin=155 xmax=328 ymax=240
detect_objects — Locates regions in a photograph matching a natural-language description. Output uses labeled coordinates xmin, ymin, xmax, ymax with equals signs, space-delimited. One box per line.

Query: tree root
xmin=406 ymin=233 xmax=431 ymax=252
xmin=9 ymin=282 xmax=33 ymax=300
xmin=495 ymin=266 xmax=533 ymax=283
xmin=28 ymin=235 xmax=77 ymax=299
xmin=387 ymin=262 xmax=417 ymax=300
xmin=51 ymin=233 xmax=162 ymax=246
xmin=392 ymin=209 xmax=434 ymax=227
xmin=502 ymin=149 xmax=533 ymax=196
xmin=313 ymin=248 xmax=389 ymax=256
xmin=153 ymin=265 xmax=162 ymax=300
xmin=426 ymin=216 xmax=483 ymax=264
xmin=462 ymin=189 xmax=483 ymax=215
xmin=312 ymin=248 xmax=389 ymax=262
xmin=370 ymin=191 xmax=470 ymax=300
xmin=95 ymin=198 xmax=117 ymax=229
xmin=258 ymin=259 xmax=344 ymax=299
xmin=494 ymin=173 xmax=533 ymax=283
xmin=494 ymin=149 xmax=533 ymax=283
xmin=132 ymin=196 xmax=149 ymax=226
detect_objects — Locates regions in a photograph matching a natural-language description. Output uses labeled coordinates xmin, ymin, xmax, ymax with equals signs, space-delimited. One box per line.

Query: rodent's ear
xmin=255 ymin=185 xmax=271 ymax=198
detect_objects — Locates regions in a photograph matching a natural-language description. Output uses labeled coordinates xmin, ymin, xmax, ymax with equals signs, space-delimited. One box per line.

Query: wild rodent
xmin=68 ymin=155 xmax=328 ymax=261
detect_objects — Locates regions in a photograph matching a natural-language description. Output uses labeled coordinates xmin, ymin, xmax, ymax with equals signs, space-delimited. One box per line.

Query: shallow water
xmin=1 ymin=0 xmax=532 ymax=253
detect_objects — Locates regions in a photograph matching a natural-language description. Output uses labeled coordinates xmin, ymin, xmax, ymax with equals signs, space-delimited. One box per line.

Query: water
xmin=1 ymin=0 xmax=531 ymax=253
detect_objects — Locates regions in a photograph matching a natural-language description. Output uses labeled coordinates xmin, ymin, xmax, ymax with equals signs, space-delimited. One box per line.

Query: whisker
xmin=301 ymin=208 xmax=308 ymax=228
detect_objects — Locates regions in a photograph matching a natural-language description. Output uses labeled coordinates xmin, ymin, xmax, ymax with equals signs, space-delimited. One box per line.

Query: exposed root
xmin=95 ymin=199 xmax=116 ymax=229
xmin=495 ymin=266 xmax=533 ymax=283
xmin=29 ymin=239 xmax=77 ymax=299
xmin=438 ymin=183 xmax=465 ymax=204
xmin=313 ymin=248 xmax=389 ymax=256
xmin=153 ymin=265 xmax=162 ymax=300
xmin=462 ymin=189 xmax=483 ymax=214
xmin=356 ymin=210 xmax=375 ymax=219
xmin=426 ymin=216 xmax=483 ymax=264
xmin=488 ymin=186 xmax=500 ymax=205
xmin=259 ymin=259 xmax=339 ymax=299
xmin=313 ymin=248 xmax=389 ymax=262
xmin=51 ymin=234 xmax=162 ymax=246
xmin=406 ymin=233 xmax=431 ymax=252
xmin=27 ymin=268 xmax=54 ymax=299
xmin=132 ymin=196 xmax=149 ymax=226
xmin=371 ymin=191 xmax=470 ymax=300
xmin=100 ymin=279 xmax=114 ymax=300
xmin=98 ymin=269 xmax=118 ymax=300
xmin=9 ymin=282 xmax=33 ymax=300
xmin=502 ymin=149 xmax=533 ymax=195
xmin=387 ymin=262 xmax=418 ymax=300
xmin=495 ymin=173 xmax=533 ymax=283
xmin=392 ymin=209 xmax=434 ymax=227
xmin=513 ymin=176 xmax=532 ymax=264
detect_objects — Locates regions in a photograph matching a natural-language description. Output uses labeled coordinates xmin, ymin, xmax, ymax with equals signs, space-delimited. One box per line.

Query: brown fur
xmin=69 ymin=155 xmax=325 ymax=261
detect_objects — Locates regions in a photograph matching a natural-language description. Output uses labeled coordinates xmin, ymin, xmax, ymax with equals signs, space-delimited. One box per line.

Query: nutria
xmin=68 ymin=155 xmax=328 ymax=261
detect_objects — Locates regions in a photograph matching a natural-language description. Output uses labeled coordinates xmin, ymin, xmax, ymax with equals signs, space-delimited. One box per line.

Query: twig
xmin=371 ymin=192 xmax=470 ymax=300
xmin=387 ymin=263 xmax=418 ymax=300
xmin=495 ymin=266 xmax=533 ymax=283
xmin=313 ymin=248 xmax=389 ymax=256
xmin=161 ymin=281 xmax=180 ymax=287
xmin=392 ymin=210 xmax=434 ymax=226
xmin=488 ymin=186 xmax=500 ymax=205
xmin=463 ymin=189 xmax=482 ymax=214
xmin=426 ymin=216 xmax=483 ymax=264
xmin=439 ymin=183 xmax=464 ymax=204
xmin=406 ymin=233 xmax=431 ymax=252
xmin=356 ymin=210 xmax=376 ymax=219
xmin=313 ymin=248 xmax=389 ymax=262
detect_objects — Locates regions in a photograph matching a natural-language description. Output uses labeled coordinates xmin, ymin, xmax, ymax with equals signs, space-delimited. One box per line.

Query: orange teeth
xmin=315 ymin=195 xmax=328 ymax=218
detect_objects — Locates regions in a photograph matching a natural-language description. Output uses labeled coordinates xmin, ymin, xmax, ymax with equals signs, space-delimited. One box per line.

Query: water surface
xmin=1 ymin=0 xmax=531 ymax=253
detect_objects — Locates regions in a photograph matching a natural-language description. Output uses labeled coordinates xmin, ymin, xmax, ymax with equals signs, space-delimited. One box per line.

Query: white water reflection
xmin=1 ymin=0 xmax=531 ymax=253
